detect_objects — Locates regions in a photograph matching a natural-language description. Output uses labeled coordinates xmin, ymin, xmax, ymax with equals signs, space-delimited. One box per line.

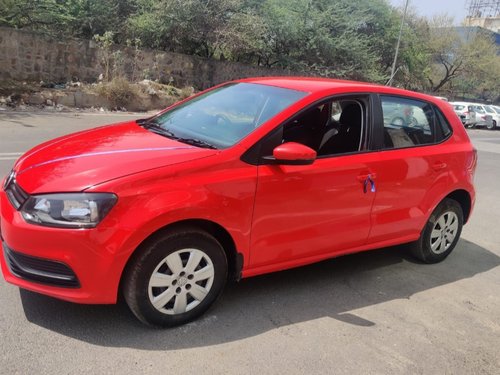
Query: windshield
xmin=141 ymin=83 xmax=307 ymax=149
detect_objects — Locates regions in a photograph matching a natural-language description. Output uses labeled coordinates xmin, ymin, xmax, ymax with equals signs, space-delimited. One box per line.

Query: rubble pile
xmin=0 ymin=79 xmax=195 ymax=113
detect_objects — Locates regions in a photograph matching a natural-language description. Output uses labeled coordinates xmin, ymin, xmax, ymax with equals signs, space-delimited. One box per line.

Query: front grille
xmin=3 ymin=243 xmax=80 ymax=288
xmin=4 ymin=178 xmax=29 ymax=210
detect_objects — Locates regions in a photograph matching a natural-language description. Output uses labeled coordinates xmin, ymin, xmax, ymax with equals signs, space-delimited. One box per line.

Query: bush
xmin=179 ymin=86 xmax=195 ymax=99
xmin=94 ymin=77 xmax=139 ymax=108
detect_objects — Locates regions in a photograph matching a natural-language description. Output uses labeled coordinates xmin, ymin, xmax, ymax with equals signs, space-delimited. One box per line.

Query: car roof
xmin=238 ymin=77 xmax=384 ymax=92
xmin=236 ymin=76 xmax=442 ymax=103
xmin=451 ymin=102 xmax=474 ymax=106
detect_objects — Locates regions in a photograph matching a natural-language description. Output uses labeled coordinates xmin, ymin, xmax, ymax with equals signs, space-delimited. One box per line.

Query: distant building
xmin=454 ymin=26 xmax=500 ymax=52
xmin=464 ymin=0 xmax=499 ymax=31
xmin=465 ymin=16 xmax=500 ymax=33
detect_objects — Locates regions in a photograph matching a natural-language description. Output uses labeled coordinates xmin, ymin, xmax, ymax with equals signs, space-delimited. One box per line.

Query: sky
xmin=389 ymin=0 xmax=469 ymax=24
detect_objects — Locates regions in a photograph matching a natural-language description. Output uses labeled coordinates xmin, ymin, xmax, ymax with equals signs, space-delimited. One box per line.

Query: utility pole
xmin=387 ymin=0 xmax=410 ymax=86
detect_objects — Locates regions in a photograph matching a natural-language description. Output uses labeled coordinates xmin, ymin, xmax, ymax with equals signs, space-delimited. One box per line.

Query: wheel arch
xmin=119 ymin=218 xmax=243 ymax=300
xmin=445 ymin=189 xmax=472 ymax=223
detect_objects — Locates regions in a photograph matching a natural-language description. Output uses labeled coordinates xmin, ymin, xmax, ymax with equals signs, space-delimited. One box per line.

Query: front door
xmin=248 ymin=97 xmax=377 ymax=271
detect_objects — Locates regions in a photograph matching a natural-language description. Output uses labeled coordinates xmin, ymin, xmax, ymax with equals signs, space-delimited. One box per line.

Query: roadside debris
xmin=0 ymin=79 xmax=195 ymax=113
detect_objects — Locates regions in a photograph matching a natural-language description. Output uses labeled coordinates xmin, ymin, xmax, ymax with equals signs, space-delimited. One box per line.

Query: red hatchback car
xmin=1 ymin=78 xmax=476 ymax=326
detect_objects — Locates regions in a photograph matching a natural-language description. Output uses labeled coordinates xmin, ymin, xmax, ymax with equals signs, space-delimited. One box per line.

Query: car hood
xmin=13 ymin=121 xmax=218 ymax=193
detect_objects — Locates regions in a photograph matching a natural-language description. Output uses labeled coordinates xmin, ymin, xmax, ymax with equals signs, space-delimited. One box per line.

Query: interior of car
xmin=282 ymin=99 xmax=365 ymax=156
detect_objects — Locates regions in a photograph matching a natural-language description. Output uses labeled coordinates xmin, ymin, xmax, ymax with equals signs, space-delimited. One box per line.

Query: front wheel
xmin=123 ymin=228 xmax=228 ymax=327
xmin=409 ymin=198 xmax=463 ymax=263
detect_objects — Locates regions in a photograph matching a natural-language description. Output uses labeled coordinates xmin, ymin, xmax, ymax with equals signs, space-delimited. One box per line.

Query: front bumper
xmin=0 ymin=188 xmax=132 ymax=304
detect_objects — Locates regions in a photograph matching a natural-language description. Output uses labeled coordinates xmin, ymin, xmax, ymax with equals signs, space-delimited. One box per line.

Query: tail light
xmin=468 ymin=148 xmax=478 ymax=179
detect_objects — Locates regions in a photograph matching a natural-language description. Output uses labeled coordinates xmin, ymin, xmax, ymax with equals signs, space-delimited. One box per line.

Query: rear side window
xmin=380 ymin=96 xmax=451 ymax=149
xmin=473 ymin=105 xmax=485 ymax=114
xmin=485 ymin=106 xmax=495 ymax=114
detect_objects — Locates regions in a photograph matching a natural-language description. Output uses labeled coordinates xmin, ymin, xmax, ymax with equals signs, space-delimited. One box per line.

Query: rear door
xmin=365 ymin=95 xmax=452 ymax=245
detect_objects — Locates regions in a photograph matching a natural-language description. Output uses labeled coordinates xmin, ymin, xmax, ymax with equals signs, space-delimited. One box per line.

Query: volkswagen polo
xmin=0 ymin=78 xmax=477 ymax=327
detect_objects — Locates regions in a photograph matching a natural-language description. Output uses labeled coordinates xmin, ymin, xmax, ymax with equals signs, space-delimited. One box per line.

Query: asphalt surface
xmin=0 ymin=111 xmax=499 ymax=374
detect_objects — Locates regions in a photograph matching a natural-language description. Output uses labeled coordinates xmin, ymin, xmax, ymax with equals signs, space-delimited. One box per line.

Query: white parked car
xmin=451 ymin=102 xmax=477 ymax=127
xmin=471 ymin=104 xmax=494 ymax=129
xmin=484 ymin=105 xmax=499 ymax=130
xmin=433 ymin=96 xmax=448 ymax=101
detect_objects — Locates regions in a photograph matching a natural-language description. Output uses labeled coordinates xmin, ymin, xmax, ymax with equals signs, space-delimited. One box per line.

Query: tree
xmin=0 ymin=0 xmax=72 ymax=32
xmin=239 ymin=0 xmax=400 ymax=81
xmin=424 ymin=16 xmax=500 ymax=98
xmin=393 ymin=11 xmax=432 ymax=91
xmin=128 ymin=0 xmax=243 ymax=57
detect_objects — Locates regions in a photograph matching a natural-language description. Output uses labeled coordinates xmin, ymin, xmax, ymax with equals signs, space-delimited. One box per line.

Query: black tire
xmin=409 ymin=198 xmax=463 ymax=263
xmin=123 ymin=227 xmax=228 ymax=327
xmin=487 ymin=120 xmax=495 ymax=130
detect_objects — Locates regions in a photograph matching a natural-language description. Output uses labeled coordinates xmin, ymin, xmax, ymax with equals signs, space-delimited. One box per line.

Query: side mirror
xmin=263 ymin=142 xmax=317 ymax=165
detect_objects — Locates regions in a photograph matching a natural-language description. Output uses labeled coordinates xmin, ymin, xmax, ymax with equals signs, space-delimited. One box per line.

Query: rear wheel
xmin=409 ymin=198 xmax=463 ymax=263
xmin=123 ymin=228 xmax=228 ymax=327
xmin=487 ymin=120 xmax=495 ymax=130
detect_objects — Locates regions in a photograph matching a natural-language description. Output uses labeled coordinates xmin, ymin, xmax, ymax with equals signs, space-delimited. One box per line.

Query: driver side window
xmin=280 ymin=98 xmax=365 ymax=157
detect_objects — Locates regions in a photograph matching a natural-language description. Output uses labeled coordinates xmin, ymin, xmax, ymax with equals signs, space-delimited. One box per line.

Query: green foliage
xmin=448 ymin=31 xmax=500 ymax=101
xmin=1 ymin=0 xmax=498 ymax=99
xmin=388 ymin=10 xmax=500 ymax=100
xmin=93 ymin=31 xmax=116 ymax=81
xmin=0 ymin=0 xmax=73 ymax=32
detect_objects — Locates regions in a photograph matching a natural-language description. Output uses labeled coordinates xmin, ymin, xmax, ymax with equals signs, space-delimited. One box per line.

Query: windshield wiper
xmin=175 ymin=138 xmax=218 ymax=149
xmin=137 ymin=119 xmax=178 ymax=138
xmin=137 ymin=120 xmax=217 ymax=149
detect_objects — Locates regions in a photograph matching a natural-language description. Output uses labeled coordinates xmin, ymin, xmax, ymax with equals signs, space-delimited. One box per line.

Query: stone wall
xmin=0 ymin=27 xmax=290 ymax=89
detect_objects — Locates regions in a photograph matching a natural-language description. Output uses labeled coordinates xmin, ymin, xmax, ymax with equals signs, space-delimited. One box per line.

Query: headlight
xmin=21 ymin=193 xmax=117 ymax=228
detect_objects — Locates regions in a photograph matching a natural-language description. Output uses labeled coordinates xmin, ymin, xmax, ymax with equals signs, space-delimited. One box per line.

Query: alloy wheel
xmin=429 ymin=211 xmax=459 ymax=255
xmin=147 ymin=248 xmax=215 ymax=315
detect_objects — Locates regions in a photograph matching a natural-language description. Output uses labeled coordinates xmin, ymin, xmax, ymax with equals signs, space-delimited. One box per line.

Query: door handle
xmin=357 ymin=174 xmax=369 ymax=182
xmin=364 ymin=175 xmax=376 ymax=193
xmin=357 ymin=172 xmax=377 ymax=182
xmin=358 ymin=174 xmax=376 ymax=193
xmin=432 ymin=162 xmax=447 ymax=171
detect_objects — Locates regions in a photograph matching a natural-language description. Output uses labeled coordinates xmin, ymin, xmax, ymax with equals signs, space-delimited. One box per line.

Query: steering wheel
xmin=390 ymin=117 xmax=405 ymax=127
xmin=390 ymin=116 xmax=419 ymax=127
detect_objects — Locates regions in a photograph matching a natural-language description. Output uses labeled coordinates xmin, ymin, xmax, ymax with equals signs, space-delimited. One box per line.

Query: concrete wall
xmin=0 ymin=27 xmax=290 ymax=89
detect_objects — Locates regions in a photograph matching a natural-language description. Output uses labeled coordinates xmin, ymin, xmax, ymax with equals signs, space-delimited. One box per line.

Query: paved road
xmin=0 ymin=111 xmax=499 ymax=374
